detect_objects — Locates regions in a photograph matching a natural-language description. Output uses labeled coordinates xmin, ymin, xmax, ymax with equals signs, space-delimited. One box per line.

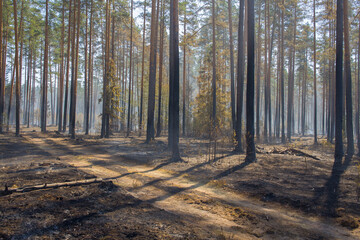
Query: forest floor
xmin=1 ymin=127 xmax=360 ymax=239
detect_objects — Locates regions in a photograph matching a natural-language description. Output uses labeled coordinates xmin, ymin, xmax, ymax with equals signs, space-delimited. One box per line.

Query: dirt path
xmin=23 ymin=132 xmax=359 ymax=239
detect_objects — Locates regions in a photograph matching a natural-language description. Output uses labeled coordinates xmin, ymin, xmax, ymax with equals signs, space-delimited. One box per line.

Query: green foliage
xmin=100 ymin=59 xmax=122 ymax=122
xmin=192 ymin=47 xmax=231 ymax=137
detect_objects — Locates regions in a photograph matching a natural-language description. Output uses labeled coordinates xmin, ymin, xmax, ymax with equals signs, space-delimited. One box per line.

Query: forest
xmin=0 ymin=0 xmax=360 ymax=239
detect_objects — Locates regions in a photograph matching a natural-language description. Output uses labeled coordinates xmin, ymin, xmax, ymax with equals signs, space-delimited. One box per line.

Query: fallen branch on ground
xmin=268 ymin=148 xmax=320 ymax=160
xmin=1 ymin=178 xmax=104 ymax=196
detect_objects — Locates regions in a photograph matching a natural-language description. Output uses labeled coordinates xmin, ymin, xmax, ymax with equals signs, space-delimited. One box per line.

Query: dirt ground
xmin=1 ymin=127 xmax=360 ymax=239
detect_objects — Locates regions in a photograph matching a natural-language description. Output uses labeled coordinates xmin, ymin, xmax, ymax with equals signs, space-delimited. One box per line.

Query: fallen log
xmin=1 ymin=178 xmax=104 ymax=196
xmin=268 ymin=147 xmax=320 ymax=160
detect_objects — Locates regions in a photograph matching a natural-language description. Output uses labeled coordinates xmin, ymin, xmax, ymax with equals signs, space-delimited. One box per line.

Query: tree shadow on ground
xmin=313 ymin=154 xmax=353 ymax=216
xmin=142 ymin=160 xmax=253 ymax=204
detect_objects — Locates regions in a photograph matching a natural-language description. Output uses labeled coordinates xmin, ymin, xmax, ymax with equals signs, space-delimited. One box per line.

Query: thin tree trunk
xmin=280 ymin=0 xmax=285 ymax=143
xmin=13 ymin=0 xmax=20 ymax=135
xmin=139 ymin=0 xmax=147 ymax=137
xmin=127 ymin=0 xmax=134 ymax=137
xmin=86 ymin=0 xmax=93 ymax=135
xmin=227 ymin=0 xmax=235 ymax=133
xmin=255 ymin=1 xmax=261 ymax=139
xmin=7 ymin=64 xmax=15 ymax=131
xmin=156 ymin=0 xmax=165 ymax=137
xmin=31 ymin=52 xmax=36 ymax=126
xmin=58 ymin=1 xmax=65 ymax=132
xmin=63 ymin=0 xmax=72 ymax=133
xmin=182 ymin=5 xmax=186 ymax=137
xmin=357 ymin=14 xmax=360 ymax=156
xmin=83 ymin=2 xmax=88 ymax=133
xmin=0 ymin=0 xmax=3 ymax=133
xmin=211 ymin=0 xmax=217 ymax=131
xmin=313 ymin=0 xmax=318 ymax=144
xmin=288 ymin=4 xmax=297 ymax=141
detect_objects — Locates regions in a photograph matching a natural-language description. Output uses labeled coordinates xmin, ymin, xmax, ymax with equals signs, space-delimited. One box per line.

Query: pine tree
xmin=335 ymin=0 xmax=344 ymax=160
xmin=146 ymin=0 xmax=160 ymax=143
xmin=235 ymin=0 xmax=245 ymax=153
xmin=169 ymin=0 xmax=180 ymax=160
xmin=245 ymin=0 xmax=256 ymax=161
xmin=343 ymin=0 xmax=354 ymax=156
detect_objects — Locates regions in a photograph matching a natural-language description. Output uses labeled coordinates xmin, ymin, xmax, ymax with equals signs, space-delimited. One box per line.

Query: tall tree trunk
xmin=287 ymin=4 xmax=297 ymax=142
xmin=246 ymin=0 xmax=256 ymax=161
xmin=83 ymin=1 xmax=88 ymax=133
xmin=344 ymin=0 xmax=354 ymax=155
xmin=313 ymin=0 xmax=318 ymax=144
xmin=235 ymin=0 xmax=245 ymax=153
xmin=146 ymin=0 xmax=160 ymax=143
xmin=334 ymin=0 xmax=344 ymax=160
xmin=227 ymin=0 xmax=235 ymax=133
xmin=357 ymin=14 xmax=360 ymax=156
xmin=7 ymin=65 xmax=15 ymax=130
xmin=267 ymin=8 xmax=276 ymax=141
xmin=101 ymin=0 xmax=110 ymax=138
xmin=280 ymin=0 xmax=285 ymax=143
xmin=31 ymin=52 xmax=36 ymax=126
xmin=86 ymin=0 xmax=93 ymax=135
xmin=255 ymin=1 xmax=261 ymax=139
xmin=49 ymin=50 xmax=54 ymax=125
xmin=182 ymin=4 xmax=187 ymax=137
xmin=169 ymin=0 xmax=180 ymax=159
xmin=127 ymin=0 xmax=134 ymax=137
xmin=69 ymin=0 xmax=80 ymax=139
xmin=0 ymin=0 xmax=3 ymax=133
xmin=13 ymin=0 xmax=20 ymax=136
xmin=139 ymin=0 xmax=146 ymax=137
xmin=63 ymin=0 xmax=72 ymax=133
xmin=211 ymin=0 xmax=216 ymax=131
xmin=41 ymin=0 xmax=49 ymax=133
xmin=58 ymin=0 xmax=65 ymax=132
xmin=156 ymin=0 xmax=165 ymax=137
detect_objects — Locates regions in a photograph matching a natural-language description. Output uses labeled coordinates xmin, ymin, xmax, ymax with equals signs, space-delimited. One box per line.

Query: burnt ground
xmin=1 ymin=128 xmax=360 ymax=239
